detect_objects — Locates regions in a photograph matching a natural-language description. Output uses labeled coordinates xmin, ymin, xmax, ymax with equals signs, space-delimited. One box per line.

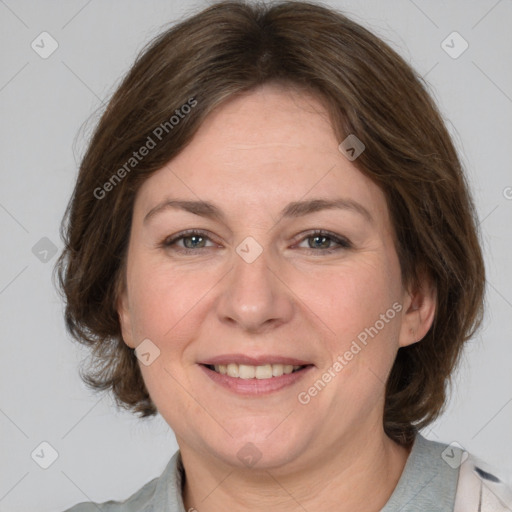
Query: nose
xmin=216 ymin=240 xmax=295 ymax=333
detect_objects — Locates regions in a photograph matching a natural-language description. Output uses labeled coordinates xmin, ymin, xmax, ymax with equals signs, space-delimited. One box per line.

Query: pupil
xmin=312 ymin=235 xmax=329 ymax=249
xmin=185 ymin=235 xmax=204 ymax=249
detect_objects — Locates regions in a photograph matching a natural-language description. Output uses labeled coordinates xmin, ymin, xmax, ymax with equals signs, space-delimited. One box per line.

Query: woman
xmin=57 ymin=1 xmax=512 ymax=510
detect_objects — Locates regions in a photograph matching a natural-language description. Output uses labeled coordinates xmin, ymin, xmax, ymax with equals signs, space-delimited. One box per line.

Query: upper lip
xmin=199 ymin=354 xmax=313 ymax=366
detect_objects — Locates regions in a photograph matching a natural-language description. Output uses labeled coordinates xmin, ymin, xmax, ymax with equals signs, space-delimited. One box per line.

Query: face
xmin=118 ymin=84 xmax=430 ymax=472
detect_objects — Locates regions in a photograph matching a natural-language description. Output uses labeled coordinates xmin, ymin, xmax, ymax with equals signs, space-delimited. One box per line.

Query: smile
xmin=199 ymin=362 xmax=313 ymax=395
xmin=207 ymin=363 xmax=306 ymax=379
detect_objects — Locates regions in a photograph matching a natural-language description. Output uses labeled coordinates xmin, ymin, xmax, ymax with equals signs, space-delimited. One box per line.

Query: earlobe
xmin=398 ymin=275 xmax=437 ymax=348
xmin=116 ymin=289 xmax=136 ymax=349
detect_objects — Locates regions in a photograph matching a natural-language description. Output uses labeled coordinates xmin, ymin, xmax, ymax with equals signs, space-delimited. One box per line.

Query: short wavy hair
xmin=55 ymin=0 xmax=485 ymax=446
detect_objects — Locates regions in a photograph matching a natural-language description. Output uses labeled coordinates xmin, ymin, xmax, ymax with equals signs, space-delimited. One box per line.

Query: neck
xmin=179 ymin=427 xmax=412 ymax=512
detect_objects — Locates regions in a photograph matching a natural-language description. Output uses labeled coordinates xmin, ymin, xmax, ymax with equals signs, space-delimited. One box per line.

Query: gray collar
xmin=380 ymin=433 xmax=460 ymax=511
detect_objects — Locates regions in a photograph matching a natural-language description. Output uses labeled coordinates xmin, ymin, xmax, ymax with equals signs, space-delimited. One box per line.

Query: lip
xmin=199 ymin=363 xmax=314 ymax=395
xmin=199 ymin=354 xmax=313 ymax=366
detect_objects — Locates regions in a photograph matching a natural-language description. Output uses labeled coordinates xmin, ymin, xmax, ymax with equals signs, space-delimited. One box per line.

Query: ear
xmin=398 ymin=271 xmax=436 ymax=348
xmin=116 ymin=280 xmax=137 ymax=350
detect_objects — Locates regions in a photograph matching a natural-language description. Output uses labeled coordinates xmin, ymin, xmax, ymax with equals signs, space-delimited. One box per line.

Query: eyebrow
xmin=143 ymin=197 xmax=373 ymax=225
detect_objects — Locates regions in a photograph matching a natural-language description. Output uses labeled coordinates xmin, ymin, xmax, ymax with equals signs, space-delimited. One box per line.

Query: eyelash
xmin=160 ymin=229 xmax=352 ymax=255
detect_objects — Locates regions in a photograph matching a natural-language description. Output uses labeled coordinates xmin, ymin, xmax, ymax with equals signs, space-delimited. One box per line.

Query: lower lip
xmin=199 ymin=365 xmax=314 ymax=395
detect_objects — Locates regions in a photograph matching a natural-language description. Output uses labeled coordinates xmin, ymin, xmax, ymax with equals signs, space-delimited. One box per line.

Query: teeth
xmin=226 ymin=363 xmax=237 ymax=377
xmin=212 ymin=363 xmax=303 ymax=379
xmin=255 ymin=364 xmax=272 ymax=379
xmin=239 ymin=364 xmax=256 ymax=379
xmin=272 ymin=364 xmax=284 ymax=377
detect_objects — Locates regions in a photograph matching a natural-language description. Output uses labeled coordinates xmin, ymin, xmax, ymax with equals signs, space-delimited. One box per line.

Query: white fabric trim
xmin=454 ymin=454 xmax=512 ymax=511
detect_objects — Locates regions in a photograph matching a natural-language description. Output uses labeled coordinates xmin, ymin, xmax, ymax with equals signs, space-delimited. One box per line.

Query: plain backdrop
xmin=0 ymin=1 xmax=511 ymax=511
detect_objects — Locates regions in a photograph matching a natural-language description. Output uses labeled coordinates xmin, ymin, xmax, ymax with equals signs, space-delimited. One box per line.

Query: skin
xmin=118 ymin=83 xmax=436 ymax=512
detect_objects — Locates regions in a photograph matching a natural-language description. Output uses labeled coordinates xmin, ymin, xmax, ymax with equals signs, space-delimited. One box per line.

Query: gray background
xmin=0 ymin=1 xmax=511 ymax=510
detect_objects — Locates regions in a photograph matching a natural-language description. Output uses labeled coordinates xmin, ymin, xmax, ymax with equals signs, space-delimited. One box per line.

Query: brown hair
xmin=55 ymin=0 xmax=485 ymax=446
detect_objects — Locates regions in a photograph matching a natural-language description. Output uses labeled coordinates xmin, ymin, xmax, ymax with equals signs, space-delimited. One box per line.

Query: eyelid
xmin=161 ymin=229 xmax=218 ymax=248
xmin=292 ymin=229 xmax=352 ymax=251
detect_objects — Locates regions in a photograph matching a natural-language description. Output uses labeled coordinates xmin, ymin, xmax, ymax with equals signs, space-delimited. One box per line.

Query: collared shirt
xmin=63 ymin=434 xmax=512 ymax=511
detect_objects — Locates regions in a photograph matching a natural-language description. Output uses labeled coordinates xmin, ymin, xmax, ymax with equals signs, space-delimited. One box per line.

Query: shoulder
xmin=454 ymin=451 xmax=512 ymax=512
xmin=61 ymin=450 xmax=183 ymax=512
xmin=382 ymin=434 xmax=511 ymax=511
xmin=61 ymin=475 xmax=159 ymax=512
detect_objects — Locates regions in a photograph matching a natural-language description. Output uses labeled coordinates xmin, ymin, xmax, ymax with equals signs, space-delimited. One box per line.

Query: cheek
xmin=301 ymin=258 xmax=403 ymax=397
xmin=127 ymin=256 xmax=214 ymax=341
xmin=303 ymin=264 xmax=402 ymax=402
xmin=126 ymin=258 xmax=205 ymax=420
xmin=303 ymin=259 xmax=401 ymax=336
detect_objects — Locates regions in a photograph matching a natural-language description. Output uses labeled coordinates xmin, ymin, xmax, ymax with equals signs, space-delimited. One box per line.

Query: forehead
xmin=134 ymin=84 xmax=389 ymax=225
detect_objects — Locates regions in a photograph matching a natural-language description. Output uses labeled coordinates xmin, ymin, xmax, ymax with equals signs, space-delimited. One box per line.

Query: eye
xmin=295 ymin=230 xmax=352 ymax=254
xmin=161 ymin=229 xmax=217 ymax=253
xmin=160 ymin=229 xmax=351 ymax=255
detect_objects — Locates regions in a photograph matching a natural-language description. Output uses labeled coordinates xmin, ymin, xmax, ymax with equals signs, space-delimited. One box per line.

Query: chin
xmin=206 ymin=424 xmax=312 ymax=471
